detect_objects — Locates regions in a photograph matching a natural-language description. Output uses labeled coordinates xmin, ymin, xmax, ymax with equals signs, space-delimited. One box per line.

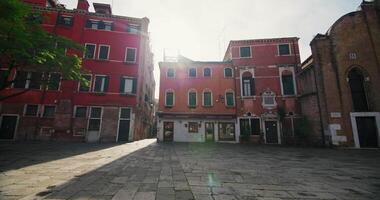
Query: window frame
xmin=188 ymin=122 xmax=199 ymax=133
xmin=239 ymin=46 xmax=252 ymax=58
xmin=165 ymin=89 xmax=175 ymax=107
xmin=78 ymin=74 xmax=92 ymax=92
xmin=202 ymin=90 xmax=213 ymax=107
xmin=125 ymin=47 xmax=137 ymax=63
xmin=278 ymin=44 xmax=291 ymax=56
xmin=93 ymin=75 xmax=108 ymax=93
xmin=203 ymin=68 xmax=211 ymax=78
xmin=73 ymin=106 xmax=88 ymax=118
xmin=24 ymin=104 xmax=40 ymax=117
xmin=42 ymin=105 xmax=56 ymax=118
xmin=224 ymin=68 xmax=233 ymax=78
xmin=188 ymin=68 xmax=197 ymax=78
xmin=46 ymin=72 xmax=61 ymax=91
xmin=281 ymin=74 xmax=296 ymax=96
xmin=87 ymin=106 xmax=103 ymax=132
xmin=98 ymin=44 xmax=110 ymax=60
xmin=188 ymin=90 xmax=197 ymax=107
xmin=225 ymin=91 xmax=235 ymax=107
xmin=57 ymin=15 xmax=74 ymax=26
xmin=167 ymin=68 xmax=175 ymax=78
xmin=120 ymin=76 xmax=136 ymax=94
xmin=84 ymin=43 xmax=96 ymax=59
xmin=262 ymin=91 xmax=277 ymax=108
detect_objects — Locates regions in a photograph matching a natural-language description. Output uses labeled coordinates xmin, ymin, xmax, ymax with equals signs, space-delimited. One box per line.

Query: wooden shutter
xmin=119 ymin=77 xmax=125 ymax=93
xmin=132 ymin=78 xmax=137 ymax=94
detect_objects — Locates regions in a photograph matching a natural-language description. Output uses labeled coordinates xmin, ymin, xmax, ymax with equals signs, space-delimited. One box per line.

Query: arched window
xmin=203 ymin=68 xmax=211 ymax=77
xmin=224 ymin=68 xmax=233 ymax=78
xmin=167 ymin=68 xmax=175 ymax=78
xmin=348 ymin=68 xmax=368 ymax=111
xmin=203 ymin=89 xmax=212 ymax=107
xmin=188 ymin=89 xmax=197 ymax=107
xmin=242 ymin=71 xmax=255 ymax=96
xmin=165 ymin=89 xmax=175 ymax=107
xmin=281 ymin=70 xmax=295 ymax=95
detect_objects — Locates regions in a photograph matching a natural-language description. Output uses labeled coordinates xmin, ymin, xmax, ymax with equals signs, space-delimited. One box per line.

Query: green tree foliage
xmin=0 ymin=0 xmax=88 ymax=99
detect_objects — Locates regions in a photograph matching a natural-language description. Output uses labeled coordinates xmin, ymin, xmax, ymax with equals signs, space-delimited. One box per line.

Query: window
xmin=226 ymin=92 xmax=235 ymax=107
xmin=188 ymin=122 xmax=199 ymax=133
xmin=224 ymin=68 xmax=233 ymax=78
xmin=125 ymin=48 xmax=136 ymax=63
xmin=165 ymin=90 xmax=174 ymax=107
xmin=86 ymin=20 xmax=113 ymax=30
xmin=0 ymin=70 xmax=7 ymax=89
xmin=42 ymin=105 xmax=56 ymax=118
xmin=167 ymin=68 xmax=175 ymax=78
xmin=240 ymin=118 xmax=260 ymax=136
xmin=74 ymin=106 xmax=88 ymax=118
xmin=189 ymin=68 xmax=196 ymax=77
xmin=88 ymin=107 xmax=102 ymax=131
xmin=240 ymin=46 xmax=251 ymax=58
xmin=278 ymin=44 xmax=290 ymax=56
xmin=203 ymin=68 xmax=211 ymax=77
xmin=242 ymin=72 xmax=255 ymax=96
xmin=188 ymin=91 xmax=197 ymax=107
xmin=98 ymin=45 xmax=110 ymax=60
xmin=203 ymin=91 xmax=212 ymax=107
xmin=120 ymin=108 xmax=131 ymax=119
xmin=85 ymin=44 xmax=96 ymax=59
xmin=14 ymin=71 xmax=42 ymax=89
xmin=218 ymin=122 xmax=235 ymax=141
xmin=127 ymin=24 xmax=140 ymax=34
xmin=120 ymin=77 xmax=137 ymax=94
xmin=103 ymin=22 xmax=113 ymax=31
xmin=57 ymin=15 xmax=73 ymax=26
xmin=93 ymin=75 xmax=109 ymax=93
xmin=47 ymin=73 xmax=61 ymax=91
xmin=79 ymin=75 xmax=92 ymax=92
xmin=85 ymin=20 xmax=99 ymax=29
xmin=24 ymin=104 xmax=39 ymax=117
xmin=281 ymin=74 xmax=295 ymax=95
xmin=262 ymin=91 xmax=276 ymax=107
xmin=348 ymin=68 xmax=368 ymax=111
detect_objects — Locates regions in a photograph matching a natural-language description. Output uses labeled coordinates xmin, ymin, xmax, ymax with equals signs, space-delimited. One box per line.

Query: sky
xmin=59 ymin=0 xmax=363 ymax=98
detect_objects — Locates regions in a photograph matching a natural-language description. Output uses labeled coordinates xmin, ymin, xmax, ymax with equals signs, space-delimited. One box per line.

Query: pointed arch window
xmin=348 ymin=68 xmax=368 ymax=111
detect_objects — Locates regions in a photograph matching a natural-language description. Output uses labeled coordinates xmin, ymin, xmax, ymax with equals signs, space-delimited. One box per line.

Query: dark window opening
xmin=240 ymin=47 xmax=251 ymax=58
xmin=348 ymin=68 xmax=369 ymax=111
xmin=282 ymin=74 xmax=295 ymax=95
xmin=279 ymin=44 xmax=290 ymax=55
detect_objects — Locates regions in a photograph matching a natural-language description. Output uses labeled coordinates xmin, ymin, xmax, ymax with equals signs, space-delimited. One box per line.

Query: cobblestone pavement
xmin=1 ymin=139 xmax=380 ymax=200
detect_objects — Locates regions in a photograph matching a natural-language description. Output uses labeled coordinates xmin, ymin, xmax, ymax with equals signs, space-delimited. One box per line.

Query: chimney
xmin=77 ymin=0 xmax=89 ymax=11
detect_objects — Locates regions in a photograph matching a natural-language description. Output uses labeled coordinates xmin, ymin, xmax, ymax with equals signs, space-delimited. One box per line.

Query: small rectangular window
xmin=125 ymin=48 xmax=136 ymax=63
xmin=127 ymin=24 xmax=140 ymax=34
xmin=166 ymin=92 xmax=174 ymax=107
xmin=167 ymin=68 xmax=175 ymax=78
xmin=79 ymin=75 xmax=91 ymax=92
xmin=29 ymin=72 xmax=42 ymax=90
xmin=120 ymin=108 xmax=131 ymax=119
xmin=189 ymin=68 xmax=196 ymax=77
xmin=85 ymin=44 xmax=96 ymax=59
xmin=226 ymin=92 xmax=234 ymax=106
xmin=57 ymin=15 xmax=73 ymax=26
xmin=104 ymin=22 xmax=113 ymax=31
xmin=88 ymin=107 xmax=102 ymax=131
xmin=120 ymin=77 xmax=136 ymax=94
xmin=93 ymin=75 xmax=109 ymax=93
xmin=263 ymin=96 xmax=275 ymax=105
xmin=25 ymin=104 xmax=39 ymax=117
xmin=279 ymin=44 xmax=290 ymax=55
xmin=203 ymin=92 xmax=212 ymax=107
xmin=188 ymin=122 xmax=199 ymax=133
xmin=98 ymin=45 xmax=109 ymax=60
xmin=75 ymin=106 xmax=87 ymax=118
xmin=240 ymin=47 xmax=251 ymax=58
xmin=203 ymin=68 xmax=211 ymax=77
xmin=224 ymin=68 xmax=233 ymax=78
xmin=42 ymin=105 xmax=56 ymax=118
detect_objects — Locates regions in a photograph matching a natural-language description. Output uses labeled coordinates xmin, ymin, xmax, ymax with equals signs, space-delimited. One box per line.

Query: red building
xmin=157 ymin=37 xmax=300 ymax=143
xmin=0 ymin=0 xmax=155 ymax=142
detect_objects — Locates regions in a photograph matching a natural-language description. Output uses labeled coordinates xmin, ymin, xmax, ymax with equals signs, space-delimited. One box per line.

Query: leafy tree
xmin=0 ymin=0 xmax=88 ymax=100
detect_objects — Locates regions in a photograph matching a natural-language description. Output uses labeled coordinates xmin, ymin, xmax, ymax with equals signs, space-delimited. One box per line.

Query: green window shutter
xmin=120 ymin=77 xmax=125 ymax=93
xmin=189 ymin=92 xmax=196 ymax=106
xmin=279 ymin=44 xmax=290 ymax=55
xmin=166 ymin=92 xmax=173 ymax=106
xmin=204 ymin=92 xmax=211 ymax=106
xmin=226 ymin=93 xmax=234 ymax=106
xmin=132 ymin=78 xmax=137 ymax=94
xmin=282 ymin=75 xmax=295 ymax=95
xmin=240 ymin=47 xmax=251 ymax=57
xmin=224 ymin=68 xmax=232 ymax=77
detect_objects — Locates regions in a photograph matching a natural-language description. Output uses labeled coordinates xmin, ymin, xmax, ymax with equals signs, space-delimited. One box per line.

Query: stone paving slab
xmin=1 ymin=140 xmax=380 ymax=199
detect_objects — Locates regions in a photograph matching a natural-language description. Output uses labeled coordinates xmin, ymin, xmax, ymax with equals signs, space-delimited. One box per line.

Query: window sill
xmin=241 ymin=96 xmax=256 ymax=100
xmin=165 ymin=105 xmax=173 ymax=108
xmin=92 ymin=92 xmax=106 ymax=96
xmin=120 ymin=93 xmax=136 ymax=96
xmin=95 ymin=59 xmax=109 ymax=62
xmin=124 ymin=61 xmax=137 ymax=65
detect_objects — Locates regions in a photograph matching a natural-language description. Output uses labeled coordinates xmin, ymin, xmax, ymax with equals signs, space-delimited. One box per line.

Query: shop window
xmin=188 ymin=122 xmax=199 ymax=133
xmin=218 ymin=122 xmax=235 ymax=141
